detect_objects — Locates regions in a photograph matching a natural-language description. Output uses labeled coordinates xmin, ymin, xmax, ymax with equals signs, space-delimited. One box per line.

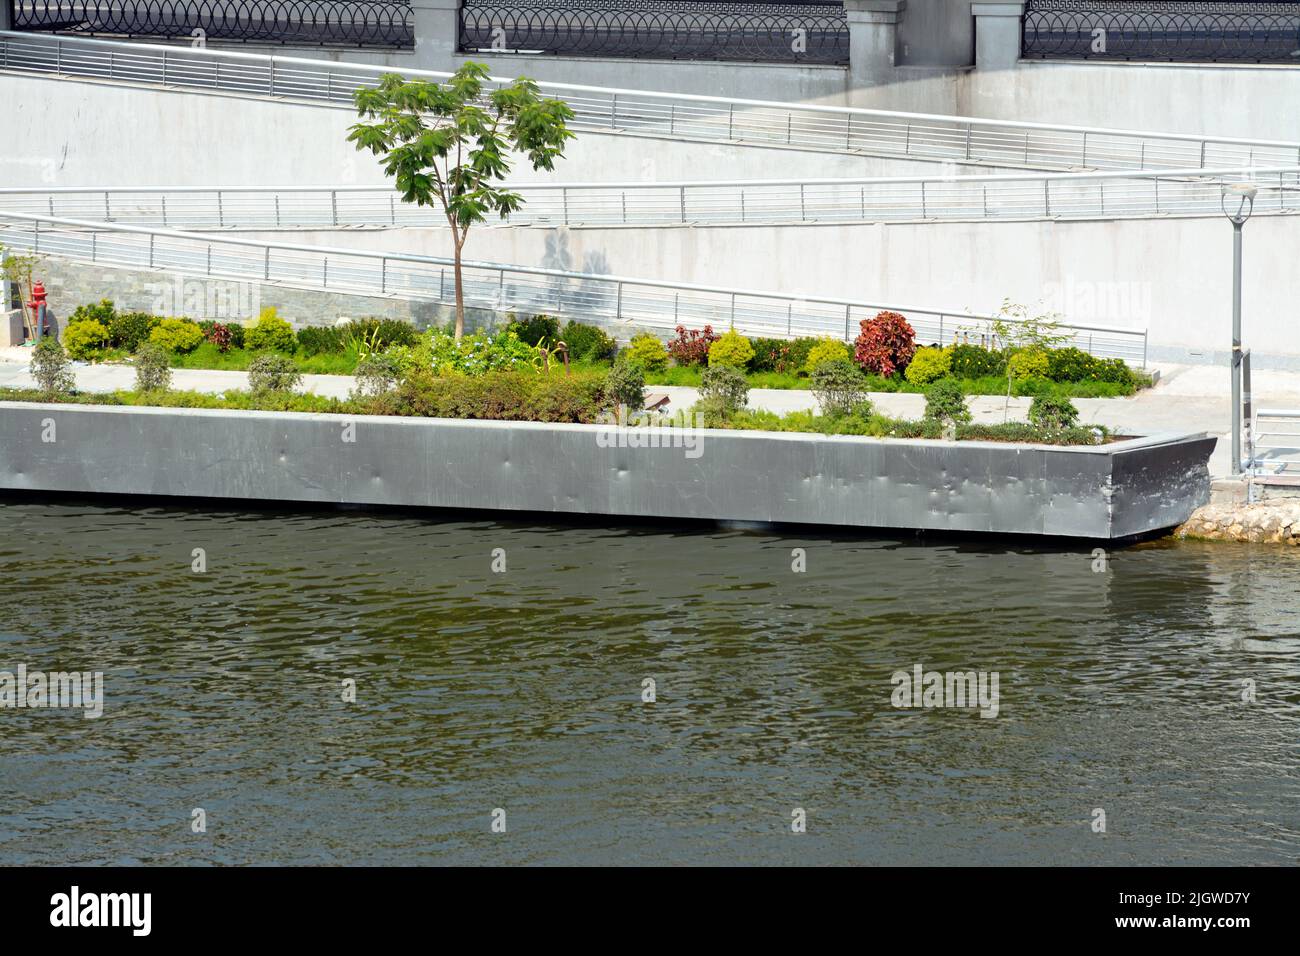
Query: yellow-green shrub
xmin=245 ymin=307 xmax=297 ymax=353
xmin=803 ymin=337 xmax=851 ymax=373
xmin=62 ymin=320 xmax=109 ymax=360
xmin=707 ymin=329 xmax=756 ymax=369
xmin=623 ymin=333 xmax=668 ymax=373
xmin=1007 ymin=348 xmax=1050 ymax=380
xmin=904 ymin=346 xmax=952 ymax=385
xmin=147 ymin=318 xmax=204 ymax=354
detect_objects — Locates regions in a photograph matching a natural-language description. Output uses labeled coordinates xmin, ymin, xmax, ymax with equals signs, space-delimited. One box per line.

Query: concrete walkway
xmin=4 ymin=355 xmax=1297 ymax=478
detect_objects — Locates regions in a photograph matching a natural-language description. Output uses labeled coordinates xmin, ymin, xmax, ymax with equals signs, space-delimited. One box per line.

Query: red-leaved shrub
xmin=206 ymin=322 xmax=235 ymax=353
xmin=667 ymin=324 xmax=720 ymax=366
xmin=853 ymin=311 xmax=916 ymax=377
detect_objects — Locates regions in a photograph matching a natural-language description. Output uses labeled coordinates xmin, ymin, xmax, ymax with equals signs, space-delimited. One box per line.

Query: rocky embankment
xmin=1173 ymin=500 xmax=1300 ymax=544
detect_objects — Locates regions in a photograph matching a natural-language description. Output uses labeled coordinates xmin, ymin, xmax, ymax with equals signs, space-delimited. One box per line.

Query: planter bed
xmin=0 ymin=402 xmax=1214 ymax=539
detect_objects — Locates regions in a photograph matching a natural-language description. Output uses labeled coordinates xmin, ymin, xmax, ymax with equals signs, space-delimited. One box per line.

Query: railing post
xmin=410 ymin=0 xmax=462 ymax=57
xmin=610 ymin=94 xmax=617 ymax=128
xmin=381 ymin=257 xmax=387 ymax=294
xmin=615 ymin=282 xmax=623 ymax=319
xmin=217 ymin=191 xmax=224 ymax=228
xmin=679 ymin=186 xmax=686 ymax=223
xmin=971 ymin=2 xmax=1027 ymax=71
xmin=264 ymin=247 xmax=270 ymax=280
xmin=844 ymin=304 xmax=851 ymax=340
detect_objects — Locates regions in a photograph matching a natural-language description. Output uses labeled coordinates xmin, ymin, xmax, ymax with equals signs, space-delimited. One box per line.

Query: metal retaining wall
xmin=0 ymin=402 xmax=1214 ymax=538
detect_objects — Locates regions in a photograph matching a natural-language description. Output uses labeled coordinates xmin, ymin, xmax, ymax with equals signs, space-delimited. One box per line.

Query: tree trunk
xmin=453 ymin=248 xmax=465 ymax=343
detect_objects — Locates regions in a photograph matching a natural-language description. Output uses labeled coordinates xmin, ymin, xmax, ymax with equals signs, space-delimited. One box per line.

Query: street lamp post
xmin=1222 ymin=182 xmax=1257 ymax=475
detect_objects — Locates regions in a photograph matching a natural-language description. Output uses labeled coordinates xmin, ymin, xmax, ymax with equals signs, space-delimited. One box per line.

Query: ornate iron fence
xmin=1023 ymin=1 xmax=1300 ymax=63
xmin=459 ymin=0 xmax=849 ymax=63
xmin=9 ymin=0 xmax=414 ymax=48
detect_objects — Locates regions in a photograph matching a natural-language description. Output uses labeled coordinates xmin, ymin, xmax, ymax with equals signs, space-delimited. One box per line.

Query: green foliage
xmin=296 ymin=324 xmax=348 ymax=356
xmin=348 ymin=61 xmax=576 ymax=339
xmin=1093 ymin=357 xmax=1135 ymax=386
xmin=1007 ymin=348 xmax=1050 ymax=381
xmin=69 ymin=299 xmax=116 ymax=328
xmin=353 ymin=352 xmax=403 ymax=398
xmin=371 ymin=370 xmax=609 ymax=423
xmin=1045 ymin=346 xmax=1100 ymax=383
xmin=810 ymin=359 xmax=869 ymax=417
xmin=803 ymin=337 xmax=851 ymax=374
xmin=560 ymin=320 xmax=617 ymax=362
xmin=604 ymin=354 xmax=646 ymax=412
xmin=949 ymin=343 xmax=1006 ymax=379
xmin=750 ymin=337 xmax=812 ymax=374
xmin=133 ymin=343 xmax=172 ymax=392
xmin=707 ymin=329 xmax=756 ymax=369
xmin=624 ymin=333 xmax=668 ymax=373
xmin=699 ymin=364 xmax=750 ymax=415
xmin=411 ymin=327 xmax=539 ymax=376
xmin=507 ymin=313 xmax=560 ymax=347
xmin=1028 ymin=395 xmax=1081 ymax=430
xmin=245 ymin=308 xmax=297 ymax=353
xmin=31 ymin=338 xmax=75 ymax=396
xmin=62 ymin=319 xmax=109 ymax=360
xmin=904 ymin=346 xmax=952 ymax=385
xmin=113 ymin=311 xmax=161 ymax=351
xmin=148 ymin=317 xmax=205 ymax=354
xmin=247 ymin=353 xmax=303 ymax=394
xmin=923 ymin=378 xmax=972 ymax=425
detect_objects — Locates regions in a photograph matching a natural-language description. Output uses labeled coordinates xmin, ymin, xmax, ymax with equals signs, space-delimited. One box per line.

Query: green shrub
xmin=507 ymin=313 xmax=560 ymax=347
xmin=353 ymin=352 xmax=403 ymax=397
xmin=624 ymin=333 xmax=668 ymax=374
xmin=803 ymin=337 xmax=851 ymax=374
xmin=923 ymin=378 xmax=971 ymax=426
xmin=904 ymin=346 xmax=952 ymax=385
xmin=62 ymin=319 xmax=109 ymax=360
xmin=948 ymin=343 xmax=1006 ymax=379
xmin=699 ymin=363 xmax=750 ymax=413
xmin=707 ymin=329 xmax=756 ymax=369
xmin=148 ymin=318 xmax=205 ymax=354
xmin=1094 ymin=357 xmax=1135 ymax=386
xmin=245 ymin=308 xmax=297 ymax=353
xmin=31 ymin=338 xmax=75 ymax=396
xmin=810 ymin=359 xmax=869 ymax=417
xmin=1007 ymin=348 xmax=1050 ymax=380
xmin=1046 ymin=346 xmax=1100 ymax=383
xmin=419 ymin=328 xmax=539 ymax=376
xmin=133 ymin=343 xmax=172 ymax=392
xmin=344 ymin=317 xmax=420 ymax=351
xmin=109 ymin=311 xmax=159 ymax=351
xmin=68 ymin=300 xmax=116 ymax=329
xmin=560 ymin=320 xmax=617 ymax=362
xmin=604 ymin=355 xmax=646 ymax=412
xmin=1028 ymin=395 xmax=1080 ymax=430
xmin=749 ymin=337 xmax=803 ymax=374
xmin=373 ymin=370 xmax=609 ymax=423
xmin=247 ymin=353 xmax=303 ymax=394
xmin=297 ymin=325 xmax=347 ymax=356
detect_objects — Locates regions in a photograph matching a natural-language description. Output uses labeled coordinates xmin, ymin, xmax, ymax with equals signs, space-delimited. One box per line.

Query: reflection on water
xmin=0 ymin=499 xmax=1296 ymax=865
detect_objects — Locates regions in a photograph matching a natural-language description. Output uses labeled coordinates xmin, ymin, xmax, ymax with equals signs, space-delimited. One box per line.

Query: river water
xmin=0 ymin=499 xmax=1296 ymax=866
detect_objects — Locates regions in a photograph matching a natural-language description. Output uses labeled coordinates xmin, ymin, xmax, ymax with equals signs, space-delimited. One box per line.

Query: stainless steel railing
xmin=1 ymin=167 xmax=1296 ymax=229
xmin=2 ymin=30 xmax=1298 ymax=172
xmin=0 ymin=210 xmax=1149 ymax=363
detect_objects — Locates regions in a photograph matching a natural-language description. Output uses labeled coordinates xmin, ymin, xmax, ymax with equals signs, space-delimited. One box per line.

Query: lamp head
xmin=1221 ymin=181 xmax=1257 ymax=224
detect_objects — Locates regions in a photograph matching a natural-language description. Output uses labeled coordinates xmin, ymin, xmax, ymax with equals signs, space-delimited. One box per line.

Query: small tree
xmin=348 ymin=63 xmax=575 ymax=342
xmin=1 ymin=246 xmax=43 ymax=340
xmin=31 ymin=338 xmax=75 ymax=397
xmin=989 ymin=299 xmax=1073 ymax=420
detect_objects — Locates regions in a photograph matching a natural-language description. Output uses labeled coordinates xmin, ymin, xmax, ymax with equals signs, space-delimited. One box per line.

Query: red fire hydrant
xmin=26 ymin=281 xmax=47 ymax=341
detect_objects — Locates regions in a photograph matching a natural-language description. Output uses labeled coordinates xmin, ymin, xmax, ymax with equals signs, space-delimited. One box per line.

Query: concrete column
xmin=0 ymin=3 xmax=11 ymax=31
xmin=410 ymin=0 xmax=462 ymax=57
xmin=898 ymin=0 xmax=975 ymax=67
xmin=844 ymin=0 xmax=907 ymax=81
xmin=970 ymin=2 xmax=1026 ymax=70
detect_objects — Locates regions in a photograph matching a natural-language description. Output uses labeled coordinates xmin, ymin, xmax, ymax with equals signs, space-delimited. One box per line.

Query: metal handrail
xmin=0 ymin=210 xmax=1149 ymax=363
xmin=2 ymin=30 xmax=1298 ymax=171
xmin=2 ymin=167 xmax=1295 ymax=229
xmin=1250 ymin=408 xmax=1300 ymax=477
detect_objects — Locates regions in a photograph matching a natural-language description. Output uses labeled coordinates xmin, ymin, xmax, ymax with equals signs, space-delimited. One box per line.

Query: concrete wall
xmin=0 ymin=74 xmax=1019 ymax=191
xmin=198 ymin=31 xmax=1300 ymax=140
xmin=0 ymin=401 xmax=1214 ymax=538
xmin=232 ymin=213 xmax=1300 ymax=368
